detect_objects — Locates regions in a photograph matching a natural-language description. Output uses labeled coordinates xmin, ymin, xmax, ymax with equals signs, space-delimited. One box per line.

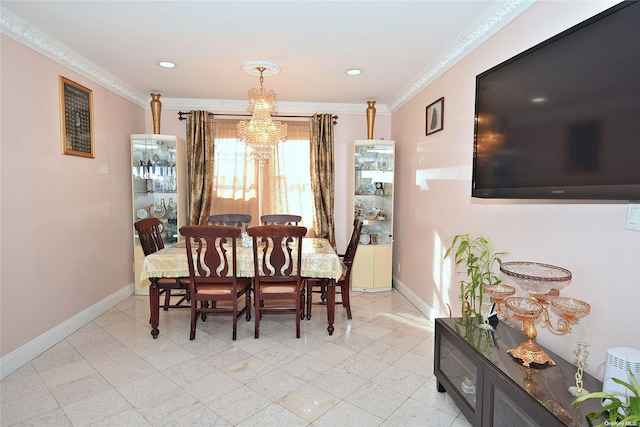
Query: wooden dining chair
xmin=135 ymin=217 xmax=189 ymax=311
xmin=179 ymin=225 xmax=252 ymax=340
xmin=208 ymin=214 xmax=252 ymax=231
xmin=248 ymin=225 xmax=307 ymax=338
xmin=260 ymin=214 xmax=302 ymax=225
xmin=306 ymin=219 xmax=363 ymax=320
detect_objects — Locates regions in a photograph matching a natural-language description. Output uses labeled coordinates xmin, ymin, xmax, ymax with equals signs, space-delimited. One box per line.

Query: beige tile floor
xmin=1 ymin=289 xmax=471 ymax=427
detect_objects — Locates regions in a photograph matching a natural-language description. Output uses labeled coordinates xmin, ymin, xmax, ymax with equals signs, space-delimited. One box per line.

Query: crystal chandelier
xmin=237 ymin=65 xmax=287 ymax=163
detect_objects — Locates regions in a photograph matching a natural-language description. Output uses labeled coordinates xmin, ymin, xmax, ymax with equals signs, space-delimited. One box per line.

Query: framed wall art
xmin=426 ymin=97 xmax=444 ymax=135
xmin=59 ymin=76 xmax=94 ymax=158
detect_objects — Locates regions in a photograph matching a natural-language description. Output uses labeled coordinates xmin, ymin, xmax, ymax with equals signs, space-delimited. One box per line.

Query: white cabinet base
xmin=351 ymin=244 xmax=393 ymax=292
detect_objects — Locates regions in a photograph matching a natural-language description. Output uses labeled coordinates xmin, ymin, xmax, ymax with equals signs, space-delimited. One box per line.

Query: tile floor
xmin=1 ymin=289 xmax=471 ymax=426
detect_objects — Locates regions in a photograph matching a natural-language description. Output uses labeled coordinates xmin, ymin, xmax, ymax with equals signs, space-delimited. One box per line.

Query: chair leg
xmin=300 ymin=283 xmax=306 ymax=320
xmin=306 ymin=282 xmax=313 ymax=320
xmin=190 ymin=302 xmax=197 ymax=340
xmin=254 ymin=293 xmax=260 ymax=339
xmin=342 ymin=281 xmax=352 ymax=319
xmin=245 ymin=289 xmax=252 ymax=321
xmin=296 ymin=289 xmax=302 ymax=338
xmin=163 ymin=288 xmax=172 ymax=311
xmin=232 ymin=300 xmax=237 ymax=341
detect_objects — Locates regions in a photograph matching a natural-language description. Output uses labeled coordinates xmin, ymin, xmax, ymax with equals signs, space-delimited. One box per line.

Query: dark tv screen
xmin=473 ymin=1 xmax=640 ymax=200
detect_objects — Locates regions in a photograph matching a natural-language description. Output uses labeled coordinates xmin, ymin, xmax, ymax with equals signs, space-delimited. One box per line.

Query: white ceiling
xmin=1 ymin=1 xmax=534 ymax=114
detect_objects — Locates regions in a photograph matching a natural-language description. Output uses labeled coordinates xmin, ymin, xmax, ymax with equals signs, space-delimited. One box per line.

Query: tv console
xmin=434 ymin=317 xmax=603 ymax=426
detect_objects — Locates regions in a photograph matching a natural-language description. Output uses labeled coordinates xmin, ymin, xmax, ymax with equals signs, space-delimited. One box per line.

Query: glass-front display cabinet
xmin=131 ymin=134 xmax=187 ymax=294
xmin=351 ymin=140 xmax=395 ymax=291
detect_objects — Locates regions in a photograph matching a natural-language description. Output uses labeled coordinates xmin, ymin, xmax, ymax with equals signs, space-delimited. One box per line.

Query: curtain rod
xmin=178 ymin=111 xmax=338 ymax=125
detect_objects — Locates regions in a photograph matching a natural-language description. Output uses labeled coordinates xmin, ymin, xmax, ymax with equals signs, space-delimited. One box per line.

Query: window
xmin=211 ymin=119 xmax=315 ymax=229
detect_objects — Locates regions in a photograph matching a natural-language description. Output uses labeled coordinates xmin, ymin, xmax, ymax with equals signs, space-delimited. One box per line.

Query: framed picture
xmin=426 ymin=97 xmax=444 ymax=135
xmin=59 ymin=76 xmax=94 ymax=158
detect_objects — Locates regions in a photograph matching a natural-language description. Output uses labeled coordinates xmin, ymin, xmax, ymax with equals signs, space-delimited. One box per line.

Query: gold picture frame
xmin=426 ymin=97 xmax=444 ymax=135
xmin=59 ymin=76 xmax=94 ymax=158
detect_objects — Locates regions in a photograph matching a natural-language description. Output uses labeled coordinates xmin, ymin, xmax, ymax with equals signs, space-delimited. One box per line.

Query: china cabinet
xmin=351 ymin=140 xmax=395 ymax=291
xmin=131 ymin=134 xmax=188 ymax=294
xmin=434 ymin=317 xmax=603 ymax=426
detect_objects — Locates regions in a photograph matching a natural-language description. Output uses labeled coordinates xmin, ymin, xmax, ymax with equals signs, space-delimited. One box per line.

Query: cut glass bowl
xmin=500 ymin=262 xmax=572 ymax=295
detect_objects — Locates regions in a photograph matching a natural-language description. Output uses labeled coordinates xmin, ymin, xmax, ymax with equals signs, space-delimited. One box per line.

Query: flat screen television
xmin=473 ymin=1 xmax=640 ymax=200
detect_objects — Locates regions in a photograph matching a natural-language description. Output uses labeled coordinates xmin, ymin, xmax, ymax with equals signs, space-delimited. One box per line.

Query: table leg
xmin=149 ymin=278 xmax=160 ymax=339
xmin=326 ymin=279 xmax=335 ymax=335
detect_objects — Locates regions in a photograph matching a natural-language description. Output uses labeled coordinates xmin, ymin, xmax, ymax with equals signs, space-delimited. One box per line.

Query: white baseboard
xmin=0 ymin=283 xmax=134 ymax=380
xmin=392 ymin=276 xmax=440 ymax=322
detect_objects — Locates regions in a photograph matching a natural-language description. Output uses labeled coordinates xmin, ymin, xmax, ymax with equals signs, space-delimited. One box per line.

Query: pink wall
xmin=391 ymin=0 xmax=640 ymax=373
xmin=1 ymin=35 xmax=146 ymax=357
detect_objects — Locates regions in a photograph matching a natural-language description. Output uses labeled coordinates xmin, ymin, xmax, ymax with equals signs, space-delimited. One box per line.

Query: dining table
xmin=140 ymin=237 xmax=343 ymax=339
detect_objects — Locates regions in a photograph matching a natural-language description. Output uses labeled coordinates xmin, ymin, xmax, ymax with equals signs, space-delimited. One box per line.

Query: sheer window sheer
xmin=211 ymin=119 xmax=315 ymax=230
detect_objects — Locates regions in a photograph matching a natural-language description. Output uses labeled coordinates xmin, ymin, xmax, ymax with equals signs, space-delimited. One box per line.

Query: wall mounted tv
xmin=473 ymin=1 xmax=639 ymax=200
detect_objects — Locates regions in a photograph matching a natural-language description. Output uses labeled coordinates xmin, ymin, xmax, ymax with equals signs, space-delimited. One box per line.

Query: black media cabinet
xmin=434 ymin=317 xmax=603 ymax=426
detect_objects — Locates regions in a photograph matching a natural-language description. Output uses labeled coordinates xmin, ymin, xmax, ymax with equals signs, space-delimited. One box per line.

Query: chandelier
xmin=237 ymin=64 xmax=287 ymax=163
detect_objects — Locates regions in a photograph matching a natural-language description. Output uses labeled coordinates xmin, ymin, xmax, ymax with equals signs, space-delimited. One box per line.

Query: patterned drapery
xmin=309 ymin=113 xmax=335 ymax=248
xmin=186 ymin=111 xmax=214 ymax=225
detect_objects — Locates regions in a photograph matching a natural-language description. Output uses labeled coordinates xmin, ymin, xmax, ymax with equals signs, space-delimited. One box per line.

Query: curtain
xmin=309 ymin=113 xmax=335 ymax=247
xmin=186 ymin=111 xmax=214 ymax=225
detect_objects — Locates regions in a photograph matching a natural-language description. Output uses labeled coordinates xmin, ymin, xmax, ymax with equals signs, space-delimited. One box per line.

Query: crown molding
xmin=1 ymin=8 xmax=147 ymax=106
xmin=2 ymin=1 xmax=534 ymax=114
xmin=388 ymin=0 xmax=536 ymax=113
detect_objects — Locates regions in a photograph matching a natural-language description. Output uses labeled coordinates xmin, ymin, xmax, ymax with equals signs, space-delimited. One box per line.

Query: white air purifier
xmin=603 ymin=347 xmax=640 ymax=397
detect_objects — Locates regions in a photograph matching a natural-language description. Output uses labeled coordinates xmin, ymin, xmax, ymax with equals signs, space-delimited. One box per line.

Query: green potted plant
xmin=572 ymin=370 xmax=640 ymax=427
xmin=444 ymin=234 xmax=506 ymax=317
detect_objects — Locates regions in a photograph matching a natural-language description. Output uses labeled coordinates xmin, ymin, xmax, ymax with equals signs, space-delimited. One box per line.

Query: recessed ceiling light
xmin=157 ymin=61 xmax=176 ymax=69
xmin=531 ymin=97 xmax=546 ymax=103
xmin=346 ymin=68 xmax=362 ymax=76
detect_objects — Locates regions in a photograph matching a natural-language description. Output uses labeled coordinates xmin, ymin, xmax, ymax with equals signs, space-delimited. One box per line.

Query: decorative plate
xmin=136 ymin=208 xmax=149 ymax=219
xmin=359 ymin=234 xmax=370 ymax=245
xmin=149 ymin=204 xmax=166 ymax=218
xmin=364 ymin=207 xmax=379 ymax=220
xmin=366 ymin=182 xmax=377 ymax=194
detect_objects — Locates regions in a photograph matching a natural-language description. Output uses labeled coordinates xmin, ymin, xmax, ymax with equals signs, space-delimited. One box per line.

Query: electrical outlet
xmin=627 ymin=202 xmax=640 ymax=231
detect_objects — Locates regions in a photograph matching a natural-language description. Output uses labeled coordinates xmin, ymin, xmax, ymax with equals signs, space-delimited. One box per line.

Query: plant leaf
xmin=573 ymin=391 xmax=615 ymax=404
xmin=612 ymin=377 xmax=635 ymax=394
xmin=628 ymin=369 xmax=640 ymax=396
xmin=629 ymin=396 xmax=640 ymax=415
